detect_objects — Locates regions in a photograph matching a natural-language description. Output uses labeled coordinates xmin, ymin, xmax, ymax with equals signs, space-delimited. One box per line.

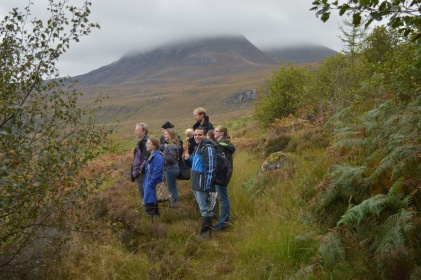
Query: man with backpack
xmin=212 ymin=125 xmax=235 ymax=231
xmin=131 ymin=123 xmax=150 ymax=202
xmin=184 ymin=126 xmax=217 ymax=238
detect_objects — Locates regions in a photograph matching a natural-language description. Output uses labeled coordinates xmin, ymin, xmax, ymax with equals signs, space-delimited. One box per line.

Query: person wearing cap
xmin=160 ymin=121 xmax=174 ymax=147
xmin=159 ymin=121 xmax=183 ymax=152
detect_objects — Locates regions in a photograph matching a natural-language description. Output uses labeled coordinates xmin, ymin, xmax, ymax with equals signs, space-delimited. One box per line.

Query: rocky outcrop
xmin=225 ymin=88 xmax=257 ymax=108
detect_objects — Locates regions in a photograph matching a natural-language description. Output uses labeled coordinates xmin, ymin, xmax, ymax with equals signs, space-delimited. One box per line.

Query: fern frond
xmin=320 ymin=182 xmax=339 ymax=208
xmin=324 ymin=107 xmax=353 ymax=127
xmin=338 ymin=194 xmax=388 ymax=226
xmin=318 ymin=231 xmax=345 ymax=267
xmin=372 ymin=209 xmax=414 ymax=254
xmin=368 ymin=144 xmax=420 ymax=182
xmin=321 ymin=165 xmax=369 ymax=210
xmin=331 ymin=138 xmax=366 ymax=150
xmin=388 ymin=177 xmax=404 ymax=194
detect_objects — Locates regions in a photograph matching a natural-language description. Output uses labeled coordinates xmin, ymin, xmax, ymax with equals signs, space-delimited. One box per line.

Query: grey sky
xmin=1 ymin=0 xmax=344 ymax=76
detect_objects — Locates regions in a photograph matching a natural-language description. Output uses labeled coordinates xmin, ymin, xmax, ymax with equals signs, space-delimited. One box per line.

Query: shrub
xmin=254 ymin=63 xmax=310 ymax=126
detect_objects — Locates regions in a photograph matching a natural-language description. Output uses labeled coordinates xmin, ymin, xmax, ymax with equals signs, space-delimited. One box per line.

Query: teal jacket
xmin=187 ymin=139 xmax=217 ymax=192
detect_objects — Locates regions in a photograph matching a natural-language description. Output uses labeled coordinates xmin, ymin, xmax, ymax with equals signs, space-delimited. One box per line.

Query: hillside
xmin=73 ymin=35 xmax=276 ymax=86
xmin=73 ymin=36 xmax=337 ymax=134
xmin=263 ymin=44 xmax=338 ymax=64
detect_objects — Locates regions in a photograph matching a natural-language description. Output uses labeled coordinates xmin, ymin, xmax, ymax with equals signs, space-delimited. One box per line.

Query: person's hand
xmin=184 ymin=153 xmax=190 ymax=160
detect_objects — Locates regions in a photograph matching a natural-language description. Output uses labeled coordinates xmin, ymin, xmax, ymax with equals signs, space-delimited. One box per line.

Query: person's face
xmin=145 ymin=139 xmax=154 ymax=152
xmin=213 ymin=127 xmax=222 ymax=140
xmin=187 ymin=131 xmax=193 ymax=138
xmin=163 ymin=130 xmax=170 ymax=141
xmin=193 ymin=111 xmax=203 ymax=123
xmin=194 ymin=129 xmax=205 ymax=144
xmin=134 ymin=125 xmax=145 ymax=139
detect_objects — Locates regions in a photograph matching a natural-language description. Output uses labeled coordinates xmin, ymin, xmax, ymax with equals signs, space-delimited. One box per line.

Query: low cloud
xmin=1 ymin=0 xmax=344 ymax=76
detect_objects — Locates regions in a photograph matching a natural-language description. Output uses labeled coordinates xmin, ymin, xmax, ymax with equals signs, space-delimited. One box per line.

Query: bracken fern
xmin=315 ymin=42 xmax=420 ymax=276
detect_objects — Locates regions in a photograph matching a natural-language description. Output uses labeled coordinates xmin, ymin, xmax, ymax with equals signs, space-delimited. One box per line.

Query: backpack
xmin=214 ymin=144 xmax=233 ymax=186
xmin=178 ymin=139 xmax=184 ymax=158
xmin=177 ymin=139 xmax=191 ymax=180
xmin=201 ymin=143 xmax=232 ymax=186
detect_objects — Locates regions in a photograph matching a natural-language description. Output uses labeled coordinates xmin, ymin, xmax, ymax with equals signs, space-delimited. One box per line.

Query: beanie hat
xmin=161 ymin=121 xmax=174 ymax=129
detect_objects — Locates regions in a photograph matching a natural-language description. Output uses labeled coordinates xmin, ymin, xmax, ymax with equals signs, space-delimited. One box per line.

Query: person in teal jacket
xmin=184 ymin=126 xmax=217 ymax=238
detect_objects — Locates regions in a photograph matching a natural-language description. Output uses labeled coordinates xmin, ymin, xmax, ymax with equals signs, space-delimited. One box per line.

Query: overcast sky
xmin=1 ymin=0 xmax=345 ymax=77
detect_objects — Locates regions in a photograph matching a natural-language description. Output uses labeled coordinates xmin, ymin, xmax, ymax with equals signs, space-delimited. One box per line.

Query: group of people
xmin=130 ymin=107 xmax=235 ymax=238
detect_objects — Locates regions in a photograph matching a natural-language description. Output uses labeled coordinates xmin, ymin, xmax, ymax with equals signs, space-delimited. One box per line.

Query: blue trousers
xmin=193 ymin=191 xmax=212 ymax=217
xmin=165 ymin=165 xmax=180 ymax=206
xmin=136 ymin=173 xmax=145 ymax=200
xmin=215 ymin=185 xmax=230 ymax=227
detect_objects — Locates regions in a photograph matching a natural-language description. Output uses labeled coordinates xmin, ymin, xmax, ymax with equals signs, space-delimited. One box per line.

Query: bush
xmin=254 ymin=63 xmax=310 ymax=126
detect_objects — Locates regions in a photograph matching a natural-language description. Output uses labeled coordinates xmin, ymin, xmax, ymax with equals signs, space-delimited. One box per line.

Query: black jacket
xmin=131 ymin=136 xmax=150 ymax=182
xmin=191 ymin=115 xmax=214 ymax=151
xmin=217 ymin=137 xmax=235 ymax=168
xmin=192 ymin=115 xmax=214 ymax=132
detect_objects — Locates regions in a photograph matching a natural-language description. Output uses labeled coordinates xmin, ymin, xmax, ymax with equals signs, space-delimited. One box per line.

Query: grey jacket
xmin=163 ymin=143 xmax=179 ymax=170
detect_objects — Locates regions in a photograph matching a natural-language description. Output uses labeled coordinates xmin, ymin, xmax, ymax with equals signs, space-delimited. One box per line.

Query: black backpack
xmin=214 ymin=144 xmax=233 ymax=186
xmin=178 ymin=139 xmax=184 ymax=158
xmin=202 ymin=143 xmax=232 ymax=186
xmin=177 ymin=139 xmax=191 ymax=180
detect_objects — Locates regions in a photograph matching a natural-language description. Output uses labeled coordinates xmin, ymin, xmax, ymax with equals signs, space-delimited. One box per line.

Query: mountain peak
xmin=73 ymin=35 xmax=276 ymax=85
xmin=73 ymin=36 xmax=338 ymax=86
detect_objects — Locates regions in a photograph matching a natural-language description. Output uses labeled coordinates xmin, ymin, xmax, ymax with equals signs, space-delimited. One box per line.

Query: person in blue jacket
xmin=143 ymin=137 xmax=164 ymax=217
xmin=184 ymin=126 xmax=217 ymax=238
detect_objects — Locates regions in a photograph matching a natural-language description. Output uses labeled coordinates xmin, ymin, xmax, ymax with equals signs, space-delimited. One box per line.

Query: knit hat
xmin=161 ymin=121 xmax=174 ymax=129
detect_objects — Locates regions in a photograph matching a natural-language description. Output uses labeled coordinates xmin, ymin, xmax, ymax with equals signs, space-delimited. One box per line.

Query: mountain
xmin=74 ymin=35 xmax=276 ymax=86
xmin=72 ymin=36 xmax=339 ymax=133
xmin=263 ymin=45 xmax=338 ymax=64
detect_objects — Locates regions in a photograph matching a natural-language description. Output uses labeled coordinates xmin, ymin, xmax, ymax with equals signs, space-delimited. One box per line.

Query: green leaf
xmin=321 ymin=12 xmax=330 ymax=22
xmin=370 ymin=12 xmax=383 ymax=21
xmin=339 ymin=4 xmax=350 ymax=16
xmin=353 ymin=13 xmax=362 ymax=25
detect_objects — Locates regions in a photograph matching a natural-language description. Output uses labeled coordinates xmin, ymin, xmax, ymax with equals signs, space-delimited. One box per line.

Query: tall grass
xmin=226 ymin=150 xmax=323 ymax=279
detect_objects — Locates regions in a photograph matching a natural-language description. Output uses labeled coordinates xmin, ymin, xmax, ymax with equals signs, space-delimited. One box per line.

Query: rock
xmin=260 ymin=151 xmax=287 ymax=172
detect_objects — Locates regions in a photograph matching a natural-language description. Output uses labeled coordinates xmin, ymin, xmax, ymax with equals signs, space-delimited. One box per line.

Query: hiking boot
xmin=207 ymin=192 xmax=218 ymax=212
xmin=212 ymin=224 xmax=225 ymax=232
xmin=210 ymin=212 xmax=218 ymax=219
xmin=197 ymin=216 xmax=212 ymax=239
